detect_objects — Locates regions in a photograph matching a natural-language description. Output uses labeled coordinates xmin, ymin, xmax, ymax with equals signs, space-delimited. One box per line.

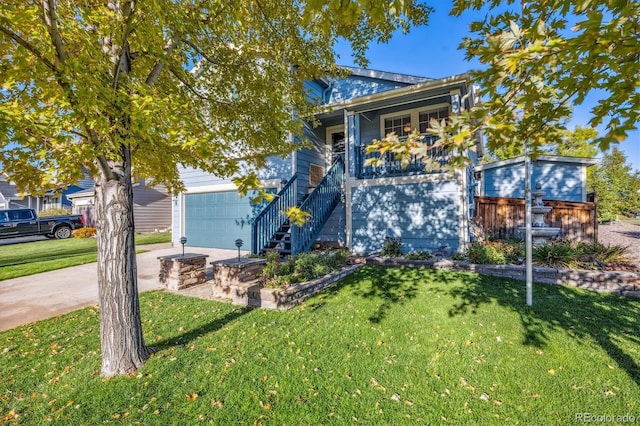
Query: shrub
xmin=451 ymin=252 xmax=466 ymax=261
xmin=576 ymin=242 xmax=629 ymax=265
xmin=38 ymin=208 xmax=72 ymax=217
xmin=292 ymin=253 xmax=320 ymax=282
xmin=381 ymin=236 xmax=402 ymax=257
xmin=465 ymin=240 xmax=523 ymax=265
xmin=259 ymin=250 xmax=350 ymax=288
xmin=72 ymin=227 xmax=97 ymax=238
xmin=404 ymin=251 xmax=432 ymax=260
xmin=532 ymin=241 xmax=575 ymax=268
xmin=324 ymin=249 xmax=350 ymax=269
xmin=467 ymin=241 xmax=507 ymax=264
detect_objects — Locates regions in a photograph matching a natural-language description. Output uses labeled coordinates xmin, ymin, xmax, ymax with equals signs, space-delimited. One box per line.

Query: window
xmin=8 ymin=210 xmax=34 ymax=221
xmin=419 ymin=107 xmax=449 ymax=133
xmin=383 ymin=114 xmax=412 ymax=138
xmin=380 ymin=104 xmax=450 ymax=140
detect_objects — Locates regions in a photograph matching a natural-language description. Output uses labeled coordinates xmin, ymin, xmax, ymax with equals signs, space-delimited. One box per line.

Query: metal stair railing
xmin=251 ymin=174 xmax=297 ymax=254
xmin=291 ymin=157 xmax=345 ymax=255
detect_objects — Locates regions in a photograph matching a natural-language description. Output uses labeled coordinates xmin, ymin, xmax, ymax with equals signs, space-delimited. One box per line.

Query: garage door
xmin=184 ymin=190 xmax=266 ymax=249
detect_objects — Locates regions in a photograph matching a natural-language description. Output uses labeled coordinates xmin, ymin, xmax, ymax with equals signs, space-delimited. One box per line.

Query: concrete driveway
xmin=0 ymin=244 xmax=240 ymax=332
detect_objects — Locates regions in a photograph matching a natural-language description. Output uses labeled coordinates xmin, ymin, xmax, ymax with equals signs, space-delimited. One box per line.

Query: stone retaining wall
xmin=366 ymin=257 xmax=640 ymax=296
xmin=257 ymin=265 xmax=363 ymax=310
xmin=158 ymin=254 xmax=209 ymax=291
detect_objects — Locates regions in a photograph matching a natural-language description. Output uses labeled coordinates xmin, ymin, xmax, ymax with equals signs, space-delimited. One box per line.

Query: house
xmin=172 ymin=67 xmax=481 ymax=254
xmin=67 ymin=180 xmax=172 ymax=233
xmin=475 ymin=155 xmax=598 ymax=202
xmin=0 ymin=175 xmax=91 ymax=211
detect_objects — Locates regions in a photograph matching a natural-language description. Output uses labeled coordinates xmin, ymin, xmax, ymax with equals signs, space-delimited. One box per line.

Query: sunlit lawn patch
xmin=1 ymin=266 xmax=638 ymax=424
xmin=0 ymin=232 xmax=171 ymax=280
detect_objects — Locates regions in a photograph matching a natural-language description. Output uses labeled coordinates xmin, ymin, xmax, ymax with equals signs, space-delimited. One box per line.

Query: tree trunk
xmin=94 ymin=152 xmax=152 ymax=377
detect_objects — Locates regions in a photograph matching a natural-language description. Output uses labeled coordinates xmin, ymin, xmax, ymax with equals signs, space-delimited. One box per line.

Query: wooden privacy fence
xmin=474 ymin=195 xmax=598 ymax=242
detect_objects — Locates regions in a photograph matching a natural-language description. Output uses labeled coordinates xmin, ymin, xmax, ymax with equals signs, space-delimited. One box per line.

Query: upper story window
xmin=419 ymin=107 xmax=449 ymax=133
xmin=380 ymin=104 xmax=450 ymax=140
xmin=383 ymin=114 xmax=412 ymax=138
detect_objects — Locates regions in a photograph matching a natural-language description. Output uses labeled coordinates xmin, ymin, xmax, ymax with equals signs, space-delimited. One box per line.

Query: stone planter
xmin=210 ymin=258 xmax=266 ymax=302
xmin=255 ymin=264 xmax=363 ymax=310
xmin=158 ymin=253 xmax=209 ymax=291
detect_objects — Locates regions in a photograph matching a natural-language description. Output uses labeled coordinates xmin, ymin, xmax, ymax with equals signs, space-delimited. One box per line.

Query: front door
xmin=326 ymin=125 xmax=345 ymax=167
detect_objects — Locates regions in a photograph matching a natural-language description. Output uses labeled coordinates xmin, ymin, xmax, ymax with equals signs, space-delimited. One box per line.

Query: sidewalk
xmin=0 ymin=244 xmax=240 ymax=332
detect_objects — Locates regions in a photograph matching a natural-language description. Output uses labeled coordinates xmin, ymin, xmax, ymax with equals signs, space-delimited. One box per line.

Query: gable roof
xmin=341 ymin=66 xmax=434 ymax=85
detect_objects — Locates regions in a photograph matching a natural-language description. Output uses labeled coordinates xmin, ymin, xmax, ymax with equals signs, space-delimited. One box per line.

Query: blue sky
xmin=334 ymin=5 xmax=639 ymax=172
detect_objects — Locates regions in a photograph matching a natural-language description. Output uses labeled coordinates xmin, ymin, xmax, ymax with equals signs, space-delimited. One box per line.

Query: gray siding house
xmin=173 ymin=67 xmax=480 ymax=254
xmin=68 ymin=181 xmax=171 ymax=233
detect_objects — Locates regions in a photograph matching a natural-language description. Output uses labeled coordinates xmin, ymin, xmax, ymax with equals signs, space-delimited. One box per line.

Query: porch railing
xmin=291 ymin=156 xmax=344 ymax=255
xmin=251 ymin=174 xmax=297 ymax=254
xmin=354 ymin=135 xmax=448 ymax=179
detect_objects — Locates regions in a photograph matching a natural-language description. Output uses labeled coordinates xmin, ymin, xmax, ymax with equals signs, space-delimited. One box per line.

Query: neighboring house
xmin=173 ymin=67 xmax=481 ymax=254
xmin=67 ymin=180 xmax=172 ymax=233
xmin=0 ymin=175 xmax=90 ymax=211
xmin=475 ymin=155 xmax=597 ymax=202
xmin=0 ymin=177 xmax=21 ymax=210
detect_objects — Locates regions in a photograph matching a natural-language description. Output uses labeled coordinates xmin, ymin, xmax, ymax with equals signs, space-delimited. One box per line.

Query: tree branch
xmin=0 ymin=25 xmax=58 ymax=72
xmin=167 ymin=66 xmax=230 ymax=106
xmin=42 ymin=0 xmax=67 ymax=65
xmin=144 ymin=36 xmax=180 ymax=86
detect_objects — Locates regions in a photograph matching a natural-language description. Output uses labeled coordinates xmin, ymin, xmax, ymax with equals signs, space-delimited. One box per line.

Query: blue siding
xmin=304 ymin=80 xmax=326 ymax=103
xmin=350 ymin=180 xmax=460 ymax=254
xmin=328 ymin=76 xmax=409 ymax=104
xmin=483 ymin=161 xmax=585 ymax=201
xmin=179 ymin=155 xmax=293 ymax=189
xmin=317 ymin=201 xmax=346 ymax=243
xmin=296 ymin=123 xmax=328 ymax=201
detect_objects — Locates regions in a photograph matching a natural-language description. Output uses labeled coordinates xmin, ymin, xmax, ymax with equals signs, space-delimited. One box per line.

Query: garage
xmin=184 ymin=190 xmax=264 ymax=249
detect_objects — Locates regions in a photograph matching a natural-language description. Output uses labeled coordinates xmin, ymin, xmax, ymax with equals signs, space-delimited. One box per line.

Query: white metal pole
xmin=524 ymin=142 xmax=533 ymax=306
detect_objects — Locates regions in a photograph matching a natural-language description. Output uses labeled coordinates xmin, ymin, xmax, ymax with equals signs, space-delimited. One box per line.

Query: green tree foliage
xmin=450 ymin=0 xmax=639 ymax=156
xmin=590 ymin=148 xmax=640 ymax=220
xmin=0 ymin=0 xmax=429 ymax=376
xmin=552 ymin=126 xmax=599 ymax=159
xmin=482 ymin=126 xmax=598 ymax=161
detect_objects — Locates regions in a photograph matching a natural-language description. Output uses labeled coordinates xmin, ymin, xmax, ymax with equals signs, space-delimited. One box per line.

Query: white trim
xmin=457 ymin=170 xmax=468 ymax=252
xmin=178 ymin=192 xmax=185 ymax=244
xmin=184 ymin=183 xmax=239 ymax=194
xmin=581 ymin=165 xmax=588 ymax=202
xmin=475 ymin=155 xmax=598 ymax=171
xmin=325 ymin=124 xmax=345 ymax=169
xmin=346 ymin=172 xmax=455 ymax=189
xmin=379 ymin=103 xmax=450 ymax=138
xmin=183 ymin=179 xmax=280 ymax=195
xmin=344 ymin=110 xmax=353 ymax=250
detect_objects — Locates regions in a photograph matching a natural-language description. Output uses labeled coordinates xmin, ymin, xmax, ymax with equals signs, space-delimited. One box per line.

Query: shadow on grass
xmin=436 ymin=270 xmax=640 ymax=385
xmin=305 ymin=266 xmax=421 ymax=323
xmin=151 ymin=306 xmax=253 ymax=350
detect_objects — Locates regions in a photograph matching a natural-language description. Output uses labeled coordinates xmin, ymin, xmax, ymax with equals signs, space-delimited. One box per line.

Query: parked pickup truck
xmin=0 ymin=208 xmax=85 ymax=240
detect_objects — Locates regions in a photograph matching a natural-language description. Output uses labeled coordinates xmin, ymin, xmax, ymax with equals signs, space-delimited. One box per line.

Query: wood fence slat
xmin=474 ymin=196 xmax=598 ymax=242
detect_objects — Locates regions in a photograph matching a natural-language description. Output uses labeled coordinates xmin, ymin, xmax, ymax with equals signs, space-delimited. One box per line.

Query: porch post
xmin=344 ymin=110 xmax=358 ymax=251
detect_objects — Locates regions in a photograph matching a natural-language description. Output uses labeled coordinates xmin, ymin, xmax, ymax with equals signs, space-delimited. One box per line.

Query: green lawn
xmin=0 ymin=232 xmax=171 ymax=281
xmin=1 ymin=266 xmax=638 ymax=424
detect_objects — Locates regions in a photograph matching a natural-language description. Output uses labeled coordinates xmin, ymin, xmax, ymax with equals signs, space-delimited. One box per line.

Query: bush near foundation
xmin=72 ymin=227 xmax=97 ymax=239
